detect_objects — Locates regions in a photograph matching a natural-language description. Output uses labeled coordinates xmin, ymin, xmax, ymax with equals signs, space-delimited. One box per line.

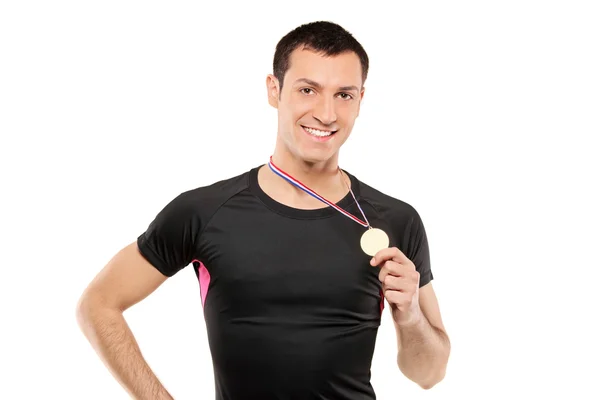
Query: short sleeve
xmin=137 ymin=191 xmax=201 ymax=277
xmin=407 ymin=210 xmax=433 ymax=288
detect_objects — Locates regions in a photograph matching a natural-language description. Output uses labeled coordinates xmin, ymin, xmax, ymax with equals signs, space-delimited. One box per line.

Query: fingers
xmin=378 ymin=260 xmax=400 ymax=283
xmin=381 ymin=269 xmax=420 ymax=291
xmin=378 ymin=259 xmax=420 ymax=296
xmin=382 ymin=275 xmax=413 ymax=291
xmin=377 ymin=258 xmax=418 ymax=279
xmin=383 ymin=289 xmax=412 ymax=307
xmin=370 ymin=246 xmax=410 ymax=267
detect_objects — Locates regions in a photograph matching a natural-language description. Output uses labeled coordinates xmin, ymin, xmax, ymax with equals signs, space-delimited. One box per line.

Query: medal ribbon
xmin=268 ymin=156 xmax=371 ymax=228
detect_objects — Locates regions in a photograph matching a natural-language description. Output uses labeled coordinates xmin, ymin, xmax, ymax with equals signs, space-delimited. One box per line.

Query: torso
xmin=136 ymin=164 xmax=433 ymax=400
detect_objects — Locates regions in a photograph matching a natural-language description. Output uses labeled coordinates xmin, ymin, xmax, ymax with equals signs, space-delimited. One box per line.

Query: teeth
xmin=304 ymin=126 xmax=334 ymax=137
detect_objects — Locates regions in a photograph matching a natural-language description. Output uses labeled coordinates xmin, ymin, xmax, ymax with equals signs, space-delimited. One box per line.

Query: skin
xmin=75 ymin=46 xmax=449 ymax=398
xmin=371 ymin=248 xmax=451 ymax=389
xmin=76 ymin=242 xmax=173 ymax=399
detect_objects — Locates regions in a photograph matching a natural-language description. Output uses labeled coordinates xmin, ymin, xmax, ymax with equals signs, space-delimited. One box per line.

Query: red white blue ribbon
xmin=268 ymin=156 xmax=370 ymax=228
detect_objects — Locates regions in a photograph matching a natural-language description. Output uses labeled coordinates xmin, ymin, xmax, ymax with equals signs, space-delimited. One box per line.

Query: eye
xmin=300 ymin=88 xmax=315 ymax=95
xmin=338 ymin=93 xmax=353 ymax=100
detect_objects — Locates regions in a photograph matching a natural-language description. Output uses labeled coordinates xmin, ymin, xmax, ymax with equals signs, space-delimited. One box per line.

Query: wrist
xmin=394 ymin=307 xmax=425 ymax=330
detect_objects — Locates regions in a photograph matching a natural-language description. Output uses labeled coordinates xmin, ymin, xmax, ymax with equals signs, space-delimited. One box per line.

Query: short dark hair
xmin=273 ymin=21 xmax=369 ymax=94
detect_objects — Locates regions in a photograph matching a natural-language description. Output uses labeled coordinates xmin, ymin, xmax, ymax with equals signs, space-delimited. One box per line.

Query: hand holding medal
xmin=370 ymin=247 xmax=422 ymax=327
xmin=268 ymin=156 xmax=390 ymax=256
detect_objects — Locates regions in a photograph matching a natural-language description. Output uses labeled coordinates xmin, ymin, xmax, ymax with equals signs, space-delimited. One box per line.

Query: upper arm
xmin=77 ymin=191 xmax=202 ymax=314
xmin=403 ymin=207 xmax=442 ymax=330
xmin=394 ymin=207 xmax=447 ymax=338
xmin=77 ymin=240 xmax=170 ymax=313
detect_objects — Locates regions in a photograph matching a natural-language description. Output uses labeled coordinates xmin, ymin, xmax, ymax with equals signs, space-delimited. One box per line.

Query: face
xmin=266 ymin=47 xmax=365 ymax=165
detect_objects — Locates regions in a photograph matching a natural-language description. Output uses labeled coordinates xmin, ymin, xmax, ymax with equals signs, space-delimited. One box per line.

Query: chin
xmin=296 ymin=151 xmax=336 ymax=165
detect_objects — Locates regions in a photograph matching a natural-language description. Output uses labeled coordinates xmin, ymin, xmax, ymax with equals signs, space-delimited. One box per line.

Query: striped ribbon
xmin=268 ymin=156 xmax=371 ymax=228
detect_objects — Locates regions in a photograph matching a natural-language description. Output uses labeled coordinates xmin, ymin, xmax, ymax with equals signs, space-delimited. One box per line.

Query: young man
xmin=76 ymin=21 xmax=450 ymax=400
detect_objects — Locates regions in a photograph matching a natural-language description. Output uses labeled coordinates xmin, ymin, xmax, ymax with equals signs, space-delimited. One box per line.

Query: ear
xmin=266 ymin=74 xmax=280 ymax=109
xmin=356 ymin=86 xmax=365 ymax=117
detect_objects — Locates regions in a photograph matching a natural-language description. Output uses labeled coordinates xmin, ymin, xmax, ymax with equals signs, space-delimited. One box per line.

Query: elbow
xmin=420 ymin=335 xmax=451 ymax=389
xmin=398 ymin=346 xmax=451 ymax=390
xmin=76 ymin=289 xmax=124 ymax=336
xmin=75 ymin=293 xmax=92 ymax=331
xmin=418 ymin=370 xmax=446 ymax=390
xmin=398 ymin=360 xmax=448 ymax=390
xmin=75 ymin=290 xmax=105 ymax=332
xmin=418 ymin=360 xmax=448 ymax=390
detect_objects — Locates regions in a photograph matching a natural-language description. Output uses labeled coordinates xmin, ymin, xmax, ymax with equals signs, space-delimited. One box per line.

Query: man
xmin=76 ymin=20 xmax=450 ymax=399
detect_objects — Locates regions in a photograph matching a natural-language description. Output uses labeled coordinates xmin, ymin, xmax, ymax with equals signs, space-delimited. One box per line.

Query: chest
xmin=197 ymin=211 xmax=382 ymax=317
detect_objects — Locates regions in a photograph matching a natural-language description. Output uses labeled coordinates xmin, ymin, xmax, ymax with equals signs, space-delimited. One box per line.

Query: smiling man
xmin=76 ymin=21 xmax=451 ymax=400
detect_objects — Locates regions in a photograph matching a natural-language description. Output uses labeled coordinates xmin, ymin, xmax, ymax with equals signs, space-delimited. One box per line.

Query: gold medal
xmin=360 ymin=227 xmax=389 ymax=256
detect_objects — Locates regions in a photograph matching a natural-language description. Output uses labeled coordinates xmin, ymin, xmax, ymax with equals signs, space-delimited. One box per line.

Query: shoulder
xmin=146 ymin=166 xmax=254 ymax=229
xmin=137 ymin=166 xmax=256 ymax=276
xmin=177 ymin=167 xmax=251 ymax=208
xmin=169 ymin=167 xmax=252 ymax=210
xmin=349 ymin=172 xmax=433 ymax=279
xmin=351 ymin=172 xmax=422 ymax=223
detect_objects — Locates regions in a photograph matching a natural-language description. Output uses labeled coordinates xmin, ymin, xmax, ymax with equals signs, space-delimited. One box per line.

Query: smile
xmin=301 ymin=125 xmax=337 ymax=138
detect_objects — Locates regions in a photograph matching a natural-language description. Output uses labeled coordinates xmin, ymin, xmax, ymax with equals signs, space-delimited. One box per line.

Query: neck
xmin=270 ymin=143 xmax=346 ymax=190
xmin=260 ymin=145 xmax=351 ymax=208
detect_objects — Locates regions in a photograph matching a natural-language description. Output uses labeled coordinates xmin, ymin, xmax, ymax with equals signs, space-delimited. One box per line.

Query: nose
xmin=313 ymin=95 xmax=337 ymax=126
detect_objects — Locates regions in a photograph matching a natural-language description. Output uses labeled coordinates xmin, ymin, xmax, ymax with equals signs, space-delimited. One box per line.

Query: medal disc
xmin=360 ymin=228 xmax=389 ymax=256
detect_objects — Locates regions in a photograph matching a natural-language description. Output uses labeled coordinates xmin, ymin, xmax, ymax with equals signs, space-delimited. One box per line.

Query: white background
xmin=1 ymin=1 xmax=599 ymax=399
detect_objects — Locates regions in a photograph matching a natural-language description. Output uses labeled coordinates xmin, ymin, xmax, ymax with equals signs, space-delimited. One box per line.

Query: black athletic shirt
xmin=137 ymin=164 xmax=433 ymax=400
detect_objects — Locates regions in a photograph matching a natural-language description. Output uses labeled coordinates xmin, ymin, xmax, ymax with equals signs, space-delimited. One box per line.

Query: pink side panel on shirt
xmin=193 ymin=259 xmax=211 ymax=307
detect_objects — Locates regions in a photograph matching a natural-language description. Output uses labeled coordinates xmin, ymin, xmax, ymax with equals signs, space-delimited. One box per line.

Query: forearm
xmin=396 ymin=312 xmax=450 ymax=389
xmin=77 ymin=301 xmax=173 ymax=400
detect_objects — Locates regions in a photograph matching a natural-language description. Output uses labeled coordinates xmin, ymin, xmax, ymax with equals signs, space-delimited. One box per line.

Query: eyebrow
xmin=293 ymin=78 xmax=360 ymax=93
